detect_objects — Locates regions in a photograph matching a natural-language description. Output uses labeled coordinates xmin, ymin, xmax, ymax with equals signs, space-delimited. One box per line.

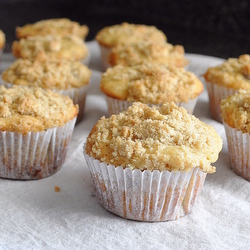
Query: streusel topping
xmin=100 ymin=63 xmax=203 ymax=103
xmin=204 ymin=54 xmax=250 ymax=89
xmin=1 ymin=58 xmax=91 ymax=89
xmin=86 ymin=102 xmax=222 ymax=173
xmin=12 ymin=35 xmax=88 ymax=61
xmin=108 ymin=42 xmax=189 ymax=68
xmin=221 ymin=89 xmax=250 ymax=133
xmin=16 ymin=18 xmax=89 ymax=39
xmin=95 ymin=22 xmax=167 ymax=47
xmin=0 ymin=29 xmax=5 ymax=49
xmin=0 ymin=85 xmax=78 ymax=133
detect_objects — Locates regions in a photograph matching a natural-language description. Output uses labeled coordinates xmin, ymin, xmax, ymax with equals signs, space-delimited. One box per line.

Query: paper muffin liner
xmin=206 ymin=81 xmax=237 ymax=123
xmin=83 ymin=145 xmax=207 ymax=222
xmin=81 ymin=51 xmax=91 ymax=66
xmin=0 ymin=80 xmax=89 ymax=124
xmin=223 ymin=122 xmax=250 ymax=181
xmin=105 ymin=95 xmax=198 ymax=115
xmin=0 ymin=117 xmax=76 ymax=180
xmin=98 ymin=44 xmax=112 ymax=71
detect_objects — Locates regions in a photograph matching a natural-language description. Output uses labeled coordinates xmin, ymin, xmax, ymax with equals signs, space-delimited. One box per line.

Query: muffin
xmin=16 ymin=18 xmax=89 ymax=40
xmin=0 ymin=29 xmax=5 ymax=62
xmin=1 ymin=58 xmax=91 ymax=123
xmin=12 ymin=35 xmax=90 ymax=64
xmin=204 ymin=54 xmax=250 ymax=123
xmin=221 ymin=90 xmax=250 ymax=181
xmin=100 ymin=63 xmax=203 ymax=115
xmin=108 ymin=41 xmax=189 ymax=69
xmin=83 ymin=102 xmax=223 ymax=221
xmin=0 ymin=85 xmax=78 ymax=180
xmin=95 ymin=22 xmax=167 ymax=70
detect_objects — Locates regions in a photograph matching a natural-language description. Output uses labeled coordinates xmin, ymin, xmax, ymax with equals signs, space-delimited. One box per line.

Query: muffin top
xmin=86 ymin=102 xmax=222 ymax=173
xmin=204 ymin=54 xmax=250 ymax=90
xmin=221 ymin=89 xmax=250 ymax=133
xmin=12 ymin=35 xmax=88 ymax=61
xmin=108 ymin=41 xmax=189 ymax=68
xmin=16 ymin=18 xmax=89 ymax=39
xmin=95 ymin=22 xmax=167 ymax=47
xmin=100 ymin=63 xmax=203 ymax=103
xmin=1 ymin=58 xmax=91 ymax=90
xmin=0 ymin=85 xmax=78 ymax=134
xmin=0 ymin=29 xmax=5 ymax=49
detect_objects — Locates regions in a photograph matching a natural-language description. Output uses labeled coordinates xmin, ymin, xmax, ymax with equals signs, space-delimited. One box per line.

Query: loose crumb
xmin=54 ymin=186 xmax=61 ymax=192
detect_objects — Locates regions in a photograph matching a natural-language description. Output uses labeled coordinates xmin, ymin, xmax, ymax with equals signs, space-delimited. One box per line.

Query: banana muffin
xmin=16 ymin=18 xmax=89 ymax=40
xmin=100 ymin=63 xmax=203 ymax=114
xmin=0 ymin=85 xmax=78 ymax=179
xmin=204 ymin=54 xmax=250 ymax=123
xmin=1 ymin=58 xmax=91 ymax=122
xmin=95 ymin=22 xmax=167 ymax=70
xmin=12 ymin=35 xmax=89 ymax=63
xmin=84 ymin=102 xmax=223 ymax=221
xmin=221 ymin=89 xmax=250 ymax=181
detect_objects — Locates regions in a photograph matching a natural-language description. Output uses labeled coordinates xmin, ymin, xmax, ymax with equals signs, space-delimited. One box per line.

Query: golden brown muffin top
xmin=0 ymin=29 xmax=5 ymax=49
xmin=108 ymin=41 xmax=189 ymax=68
xmin=221 ymin=89 xmax=250 ymax=133
xmin=86 ymin=102 xmax=222 ymax=173
xmin=12 ymin=35 xmax=88 ymax=61
xmin=1 ymin=58 xmax=91 ymax=90
xmin=100 ymin=63 xmax=203 ymax=103
xmin=204 ymin=54 xmax=250 ymax=89
xmin=95 ymin=22 xmax=167 ymax=47
xmin=0 ymin=85 xmax=78 ymax=134
xmin=16 ymin=18 xmax=89 ymax=39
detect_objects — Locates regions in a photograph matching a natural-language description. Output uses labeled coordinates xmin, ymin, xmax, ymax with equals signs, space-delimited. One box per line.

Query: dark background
xmin=0 ymin=0 xmax=249 ymax=59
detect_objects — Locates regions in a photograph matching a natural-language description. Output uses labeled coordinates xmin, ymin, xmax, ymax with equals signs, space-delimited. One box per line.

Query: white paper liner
xmin=81 ymin=51 xmax=91 ymax=66
xmin=105 ymin=95 xmax=198 ymax=115
xmin=223 ymin=122 xmax=250 ymax=181
xmin=0 ymin=80 xmax=89 ymax=124
xmin=206 ymin=81 xmax=237 ymax=123
xmin=98 ymin=44 xmax=112 ymax=71
xmin=83 ymin=146 xmax=207 ymax=222
xmin=0 ymin=117 xmax=76 ymax=180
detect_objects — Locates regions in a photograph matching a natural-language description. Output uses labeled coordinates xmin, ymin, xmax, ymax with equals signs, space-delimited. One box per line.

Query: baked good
xmin=0 ymin=85 xmax=78 ymax=179
xmin=12 ymin=35 xmax=89 ymax=62
xmin=16 ymin=18 xmax=89 ymax=40
xmin=95 ymin=22 xmax=167 ymax=70
xmin=1 ymin=58 xmax=91 ymax=123
xmin=221 ymin=90 xmax=250 ymax=181
xmin=204 ymin=54 xmax=250 ymax=123
xmin=108 ymin=41 xmax=189 ymax=68
xmin=84 ymin=102 xmax=223 ymax=221
xmin=0 ymin=29 xmax=5 ymax=50
xmin=100 ymin=63 xmax=203 ymax=114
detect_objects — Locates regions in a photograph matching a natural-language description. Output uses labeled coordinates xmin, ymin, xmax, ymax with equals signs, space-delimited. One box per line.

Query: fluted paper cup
xmin=0 ymin=117 xmax=76 ymax=180
xmin=105 ymin=95 xmax=198 ymax=115
xmin=206 ymin=81 xmax=237 ymax=123
xmin=0 ymin=80 xmax=89 ymax=124
xmin=83 ymin=145 xmax=207 ymax=222
xmin=223 ymin=122 xmax=250 ymax=181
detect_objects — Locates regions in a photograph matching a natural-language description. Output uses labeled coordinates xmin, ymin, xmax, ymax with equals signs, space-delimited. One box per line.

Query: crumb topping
xmin=221 ymin=89 xmax=250 ymax=133
xmin=95 ymin=22 xmax=167 ymax=47
xmin=16 ymin=18 xmax=89 ymax=39
xmin=2 ymin=58 xmax=91 ymax=90
xmin=204 ymin=54 xmax=250 ymax=89
xmin=12 ymin=35 xmax=88 ymax=61
xmin=108 ymin=42 xmax=189 ymax=68
xmin=0 ymin=85 xmax=78 ymax=133
xmin=86 ymin=102 xmax=222 ymax=173
xmin=100 ymin=63 xmax=203 ymax=103
xmin=0 ymin=29 xmax=5 ymax=49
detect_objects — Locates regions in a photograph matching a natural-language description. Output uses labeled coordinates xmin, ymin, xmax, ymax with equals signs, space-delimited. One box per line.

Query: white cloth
xmin=0 ymin=41 xmax=249 ymax=250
